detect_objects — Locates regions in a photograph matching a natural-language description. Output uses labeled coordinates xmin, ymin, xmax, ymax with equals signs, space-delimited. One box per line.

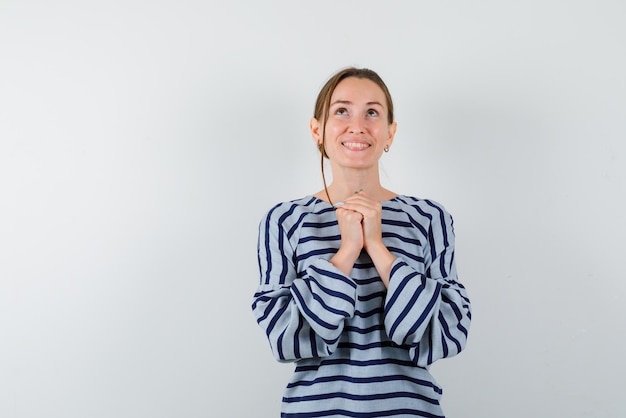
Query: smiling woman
xmin=312 ymin=76 xmax=396 ymax=191
xmin=251 ymin=67 xmax=472 ymax=417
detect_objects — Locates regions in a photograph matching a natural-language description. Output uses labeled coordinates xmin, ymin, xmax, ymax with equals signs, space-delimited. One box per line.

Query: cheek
xmin=367 ymin=122 xmax=385 ymax=135
xmin=325 ymin=121 xmax=345 ymax=136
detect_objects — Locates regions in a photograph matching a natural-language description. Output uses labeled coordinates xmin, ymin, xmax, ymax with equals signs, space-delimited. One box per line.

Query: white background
xmin=1 ymin=1 xmax=625 ymax=417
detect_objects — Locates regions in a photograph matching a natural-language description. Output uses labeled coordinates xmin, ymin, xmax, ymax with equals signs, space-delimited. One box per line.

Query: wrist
xmin=330 ymin=246 xmax=361 ymax=276
xmin=365 ymin=243 xmax=395 ymax=287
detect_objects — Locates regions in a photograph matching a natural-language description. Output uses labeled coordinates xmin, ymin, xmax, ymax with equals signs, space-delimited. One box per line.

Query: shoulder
xmin=262 ymin=196 xmax=322 ymax=219
xmin=389 ymin=196 xmax=456 ymax=253
xmin=390 ymin=195 xmax=456 ymax=237
xmin=259 ymin=196 xmax=330 ymax=233
xmin=392 ymin=195 xmax=453 ymax=221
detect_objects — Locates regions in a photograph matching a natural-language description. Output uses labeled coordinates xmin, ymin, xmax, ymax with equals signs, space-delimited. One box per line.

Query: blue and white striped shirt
xmin=252 ymin=195 xmax=471 ymax=417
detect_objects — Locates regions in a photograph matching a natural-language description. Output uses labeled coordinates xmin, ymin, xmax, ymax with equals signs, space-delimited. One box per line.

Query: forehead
xmin=330 ymin=77 xmax=387 ymax=105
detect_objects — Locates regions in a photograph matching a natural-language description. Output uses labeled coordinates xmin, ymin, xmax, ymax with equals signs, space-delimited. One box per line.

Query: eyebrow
xmin=330 ymin=100 xmax=384 ymax=107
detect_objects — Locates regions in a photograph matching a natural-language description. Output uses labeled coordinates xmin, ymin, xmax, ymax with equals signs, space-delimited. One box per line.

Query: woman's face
xmin=312 ymin=77 xmax=396 ymax=170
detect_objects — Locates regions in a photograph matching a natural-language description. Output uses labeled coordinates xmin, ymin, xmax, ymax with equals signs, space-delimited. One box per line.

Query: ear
xmin=310 ymin=117 xmax=322 ymax=145
xmin=386 ymin=121 xmax=397 ymax=148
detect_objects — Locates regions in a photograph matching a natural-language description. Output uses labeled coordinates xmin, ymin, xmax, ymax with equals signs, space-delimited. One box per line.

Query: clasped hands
xmin=334 ymin=191 xmax=383 ymax=255
xmin=330 ymin=191 xmax=394 ymax=285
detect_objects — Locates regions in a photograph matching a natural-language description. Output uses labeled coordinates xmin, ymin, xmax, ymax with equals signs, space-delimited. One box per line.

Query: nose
xmin=349 ymin=118 xmax=364 ymax=134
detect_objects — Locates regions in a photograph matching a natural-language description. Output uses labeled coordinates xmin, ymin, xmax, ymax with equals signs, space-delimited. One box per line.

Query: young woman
xmin=252 ymin=67 xmax=471 ymax=417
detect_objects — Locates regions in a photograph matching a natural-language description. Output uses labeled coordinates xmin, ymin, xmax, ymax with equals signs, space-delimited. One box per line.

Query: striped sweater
xmin=252 ymin=195 xmax=471 ymax=417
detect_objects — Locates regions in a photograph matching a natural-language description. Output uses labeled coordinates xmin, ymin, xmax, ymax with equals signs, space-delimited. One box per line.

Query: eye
xmin=335 ymin=107 xmax=349 ymax=116
xmin=366 ymin=109 xmax=379 ymax=117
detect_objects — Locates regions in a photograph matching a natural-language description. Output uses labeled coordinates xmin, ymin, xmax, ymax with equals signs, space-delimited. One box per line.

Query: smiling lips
xmin=342 ymin=141 xmax=370 ymax=150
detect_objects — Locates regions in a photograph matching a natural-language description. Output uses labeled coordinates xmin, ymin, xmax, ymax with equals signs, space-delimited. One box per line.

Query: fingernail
xmin=333 ymin=201 xmax=344 ymax=207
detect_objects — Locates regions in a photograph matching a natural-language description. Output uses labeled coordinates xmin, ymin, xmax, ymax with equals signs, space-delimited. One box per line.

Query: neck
xmin=319 ymin=167 xmax=393 ymax=203
xmin=328 ymin=182 xmax=380 ymax=200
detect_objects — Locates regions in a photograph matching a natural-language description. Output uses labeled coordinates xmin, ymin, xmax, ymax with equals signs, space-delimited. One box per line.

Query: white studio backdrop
xmin=1 ymin=1 xmax=625 ymax=417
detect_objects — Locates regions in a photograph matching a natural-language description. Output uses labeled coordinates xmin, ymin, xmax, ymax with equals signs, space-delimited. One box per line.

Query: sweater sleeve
xmin=383 ymin=202 xmax=471 ymax=367
xmin=251 ymin=207 xmax=357 ymax=362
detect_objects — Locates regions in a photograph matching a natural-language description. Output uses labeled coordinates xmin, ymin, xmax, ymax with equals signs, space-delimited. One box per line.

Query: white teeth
xmin=343 ymin=142 xmax=369 ymax=149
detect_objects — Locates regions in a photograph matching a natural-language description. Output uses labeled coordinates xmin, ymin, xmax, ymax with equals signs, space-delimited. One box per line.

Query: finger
xmin=338 ymin=207 xmax=364 ymax=220
xmin=340 ymin=198 xmax=380 ymax=215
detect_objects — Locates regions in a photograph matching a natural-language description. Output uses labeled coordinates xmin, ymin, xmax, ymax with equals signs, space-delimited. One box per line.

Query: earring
xmin=384 ymin=145 xmax=390 ymax=152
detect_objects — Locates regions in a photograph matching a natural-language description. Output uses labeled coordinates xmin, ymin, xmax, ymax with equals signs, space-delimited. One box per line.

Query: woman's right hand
xmin=329 ymin=206 xmax=364 ymax=276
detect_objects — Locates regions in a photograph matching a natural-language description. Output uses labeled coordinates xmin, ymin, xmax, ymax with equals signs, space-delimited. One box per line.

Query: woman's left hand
xmin=338 ymin=192 xmax=384 ymax=252
xmin=337 ymin=192 xmax=395 ymax=287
